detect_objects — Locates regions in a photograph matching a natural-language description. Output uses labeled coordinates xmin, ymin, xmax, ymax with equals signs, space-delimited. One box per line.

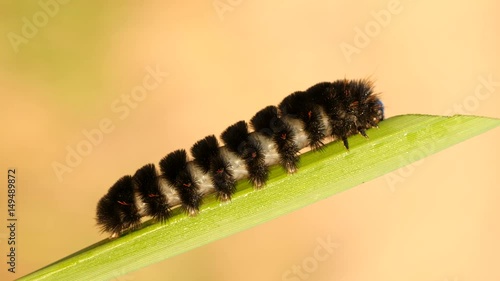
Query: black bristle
xmin=221 ymin=120 xmax=268 ymax=187
xmin=210 ymin=155 xmax=236 ymax=201
xmin=133 ymin=163 xmax=170 ymax=223
xmin=279 ymin=91 xmax=326 ymax=150
xmin=273 ymin=122 xmax=300 ymax=173
xmin=159 ymin=150 xmax=202 ymax=215
xmin=250 ymin=105 xmax=278 ymax=137
xmin=332 ymin=79 xmax=370 ymax=147
xmin=159 ymin=150 xmax=188 ymax=183
xmin=192 ymin=135 xmax=237 ymax=201
xmin=191 ymin=135 xmax=220 ymax=173
xmin=96 ymin=175 xmax=141 ymax=235
xmin=96 ymin=194 xmax=122 ymax=235
xmin=347 ymin=80 xmax=384 ymax=128
xmin=243 ymin=137 xmax=268 ymax=187
xmin=305 ymin=81 xmax=333 ymax=106
xmin=251 ymin=106 xmax=299 ymax=173
xmin=96 ymin=78 xmax=385 ymax=237
xmin=220 ymin=121 xmax=249 ymax=154
xmin=306 ymin=79 xmax=383 ymax=150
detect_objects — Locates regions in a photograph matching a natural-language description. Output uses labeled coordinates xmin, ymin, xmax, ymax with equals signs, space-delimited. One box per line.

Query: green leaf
xmin=19 ymin=114 xmax=500 ymax=281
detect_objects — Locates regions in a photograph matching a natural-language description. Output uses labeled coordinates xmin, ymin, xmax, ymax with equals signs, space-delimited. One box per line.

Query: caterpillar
xmin=96 ymin=78 xmax=385 ymax=238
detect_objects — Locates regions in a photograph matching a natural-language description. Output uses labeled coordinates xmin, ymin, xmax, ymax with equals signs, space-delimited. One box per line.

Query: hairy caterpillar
xmin=96 ymin=78 xmax=385 ymax=238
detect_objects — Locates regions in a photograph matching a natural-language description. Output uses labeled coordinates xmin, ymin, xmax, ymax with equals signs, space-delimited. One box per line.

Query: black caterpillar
xmin=96 ymin=79 xmax=385 ymax=238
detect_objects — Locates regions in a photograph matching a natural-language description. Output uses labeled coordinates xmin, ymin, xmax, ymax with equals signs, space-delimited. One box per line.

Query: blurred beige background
xmin=1 ymin=1 xmax=499 ymax=281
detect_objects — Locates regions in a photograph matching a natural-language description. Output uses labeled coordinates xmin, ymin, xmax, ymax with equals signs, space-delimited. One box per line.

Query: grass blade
xmin=19 ymin=114 xmax=500 ymax=281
